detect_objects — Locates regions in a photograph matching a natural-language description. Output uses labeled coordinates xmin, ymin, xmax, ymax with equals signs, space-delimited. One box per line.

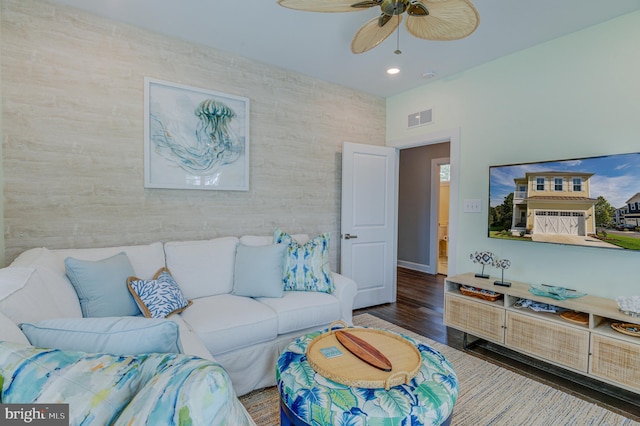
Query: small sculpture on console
xmin=493 ymin=258 xmax=511 ymax=287
xmin=469 ymin=251 xmax=494 ymax=279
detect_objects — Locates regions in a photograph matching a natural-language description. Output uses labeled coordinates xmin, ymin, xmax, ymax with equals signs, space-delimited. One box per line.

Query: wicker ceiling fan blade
xmin=406 ymin=0 xmax=479 ymax=40
xmin=351 ymin=14 xmax=401 ymax=54
xmin=277 ymin=0 xmax=378 ymax=12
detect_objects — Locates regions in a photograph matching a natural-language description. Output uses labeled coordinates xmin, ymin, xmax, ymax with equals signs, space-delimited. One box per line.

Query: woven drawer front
xmin=505 ymin=312 xmax=589 ymax=372
xmin=590 ymin=334 xmax=640 ymax=391
xmin=444 ymin=295 xmax=505 ymax=343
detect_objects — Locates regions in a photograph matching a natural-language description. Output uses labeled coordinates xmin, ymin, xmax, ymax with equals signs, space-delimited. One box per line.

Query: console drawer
xmin=505 ymin=311 xmax=589 ymax=372
xmin=444 ymin=294 xmax=505 ymax=344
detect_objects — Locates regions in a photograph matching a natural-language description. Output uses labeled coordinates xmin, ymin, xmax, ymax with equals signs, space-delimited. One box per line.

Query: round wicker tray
xmin=460 ymin=286 xmax=502 ymax=302
xmin=611 ymin=322 xmax=640 ymax=337
xmin=306 ymin=321 xmax=422 ymax=389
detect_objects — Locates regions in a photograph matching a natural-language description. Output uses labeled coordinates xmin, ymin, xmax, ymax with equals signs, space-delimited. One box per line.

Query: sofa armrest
xmin=0 ymin=311 xmax=30 ymax=345
xmin=331 ymin=272 xmax=357 ymax=326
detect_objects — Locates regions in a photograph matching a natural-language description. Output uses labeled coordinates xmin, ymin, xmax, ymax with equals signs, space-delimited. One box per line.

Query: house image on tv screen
xmin=615 ymin=192 xmax=640 ymax=227
xmin=511 ymin=171 xmax=596 ymax=237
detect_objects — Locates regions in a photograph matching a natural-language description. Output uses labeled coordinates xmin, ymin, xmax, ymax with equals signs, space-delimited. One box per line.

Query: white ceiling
xmin=46 ymin=0 xmax=640 ymax=97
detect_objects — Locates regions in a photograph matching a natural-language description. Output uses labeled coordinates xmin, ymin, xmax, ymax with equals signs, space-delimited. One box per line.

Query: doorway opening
xmin=397 ymin=143 xmax=451 ymax=275
xmin=437 ymin=163 xmax=450 ymax=275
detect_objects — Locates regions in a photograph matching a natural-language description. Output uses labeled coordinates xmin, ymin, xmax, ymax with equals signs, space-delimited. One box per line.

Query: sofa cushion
xmin=233 ymin=243 xmax=286 ymax=298
xmin=257 ymin=291 xmax=342 ymax=334
xmin=0 ymin=311 xmax=30 ymax=345
xmin=239 ymin=234 xmax=309 ymax=246
xmin=20 ymin=317 xmax=182 ymax=355
xmin=274 ymin=228 xmax=334 ymax=293
xmin=65 ymin=252 xmax=141 ymax=317
xmin=0 ymin=266 xmax=35 ymax=301
xmin=128 ymin=268 xmax=192 ymax=318
xmin=3 ymin=249 xmax=83 ymax=323
xmin=164 ymin=237 xmax=239 ymax=299
xmin=180 ymin=294 xmax=278 ymax=356
xmin=53 ymin=242 xmax=166 ymax=280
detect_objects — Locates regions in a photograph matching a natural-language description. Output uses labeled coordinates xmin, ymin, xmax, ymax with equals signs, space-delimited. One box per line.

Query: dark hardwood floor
xmin=355 ymin=267 xmax=640 ymax=422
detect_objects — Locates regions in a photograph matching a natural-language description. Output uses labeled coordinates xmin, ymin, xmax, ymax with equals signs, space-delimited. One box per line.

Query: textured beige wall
xmin=0 ymin=0 xmax=385 ymax=265
xmin=0 ymin=3 xmax=4 ymax=266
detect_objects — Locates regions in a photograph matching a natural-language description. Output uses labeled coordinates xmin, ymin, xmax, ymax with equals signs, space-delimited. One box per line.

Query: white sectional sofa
xmin=0 ymin=232 xmax=357 ymax=397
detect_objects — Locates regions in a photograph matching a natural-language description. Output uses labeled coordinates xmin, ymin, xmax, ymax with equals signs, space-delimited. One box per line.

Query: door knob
xmin=343 ymin=234 xmax=358 ymax=240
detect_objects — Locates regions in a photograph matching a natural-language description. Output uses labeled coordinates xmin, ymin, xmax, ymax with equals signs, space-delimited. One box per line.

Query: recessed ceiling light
xmin=387 ymin=67 xmax=400 ymax=75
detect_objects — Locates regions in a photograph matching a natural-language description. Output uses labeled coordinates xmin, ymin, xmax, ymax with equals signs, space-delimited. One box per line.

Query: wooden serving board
xmin=335 ymin=330 xmax=393 ymax=372
xmin=306 ymin=326 xmax=422 ymax=389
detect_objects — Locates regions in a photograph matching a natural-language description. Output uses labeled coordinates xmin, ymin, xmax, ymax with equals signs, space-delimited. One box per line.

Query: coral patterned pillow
xmin=127 ymin=268 xmax=191 ymax=318
xmin=274 ymin=228 xmax=334 ymax=293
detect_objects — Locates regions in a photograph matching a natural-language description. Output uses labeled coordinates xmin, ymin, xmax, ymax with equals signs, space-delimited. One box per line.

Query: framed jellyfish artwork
xmin=144 ymin=77 xmax=250 ymax=190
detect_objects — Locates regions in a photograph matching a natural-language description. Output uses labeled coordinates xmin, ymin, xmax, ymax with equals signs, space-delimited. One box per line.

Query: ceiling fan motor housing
xmin=380 ymin=0 xmax=409 ymax=16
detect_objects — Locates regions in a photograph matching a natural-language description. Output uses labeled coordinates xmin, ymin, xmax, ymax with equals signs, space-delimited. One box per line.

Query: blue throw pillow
xmin=232 ymin=243 xmax=286 ymax=298
xmin=274 ymin=228 xmax=334 ymax=293
xmin=20 ymin=317 xmax=182 ymax=355
xmin=65 ymin=252 xmax=141 ymax=317
xmin=127 ymin=268 xmax=192 ymax=319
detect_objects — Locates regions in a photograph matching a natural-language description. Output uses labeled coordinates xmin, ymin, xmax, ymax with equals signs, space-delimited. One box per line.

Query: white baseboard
xmin=397 ymin=260 xmax=434 ymax=275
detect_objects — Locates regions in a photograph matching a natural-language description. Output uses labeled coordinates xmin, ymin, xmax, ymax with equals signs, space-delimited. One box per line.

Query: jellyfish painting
xmin=194 ymin=99 xmax=242 ymax=166
xmin=149 ymin=98 xmax=243 ymax=177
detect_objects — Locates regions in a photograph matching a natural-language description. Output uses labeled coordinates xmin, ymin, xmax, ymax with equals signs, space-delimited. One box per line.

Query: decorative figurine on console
xmin=469 ymin=251 xmax=494 ymax=279
xmin=493 ymin=258 xmax=511 ymax=287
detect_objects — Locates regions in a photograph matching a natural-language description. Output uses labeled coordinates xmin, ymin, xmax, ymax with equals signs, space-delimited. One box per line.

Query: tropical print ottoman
xmin=276 ymin=328 xmax=458 ymax=426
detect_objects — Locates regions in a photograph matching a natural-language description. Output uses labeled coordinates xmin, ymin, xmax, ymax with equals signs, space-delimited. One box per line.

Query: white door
xmin=341 ymin=142 xmax=397 ymax=309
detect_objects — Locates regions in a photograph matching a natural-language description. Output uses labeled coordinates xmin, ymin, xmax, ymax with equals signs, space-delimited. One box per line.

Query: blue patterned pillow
xmin=127 ymin=268 xmax=192 ymax=318
xmin=274 ymin=228 xmax=334 ymax=293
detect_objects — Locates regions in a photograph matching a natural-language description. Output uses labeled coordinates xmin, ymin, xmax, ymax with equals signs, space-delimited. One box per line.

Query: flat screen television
xmin=488 ymin=151 xmax=640 ymax=250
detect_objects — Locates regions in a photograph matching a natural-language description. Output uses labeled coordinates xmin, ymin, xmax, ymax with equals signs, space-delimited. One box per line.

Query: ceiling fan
xmin=277 ymin=0 xmax=480 ymax=54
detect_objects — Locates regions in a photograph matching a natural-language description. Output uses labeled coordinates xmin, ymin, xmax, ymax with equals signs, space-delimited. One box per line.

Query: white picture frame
xmin=144 ymin=77 xmax=250 ymax=191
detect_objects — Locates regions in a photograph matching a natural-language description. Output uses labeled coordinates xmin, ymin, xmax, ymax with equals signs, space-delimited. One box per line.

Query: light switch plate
xmin=463 ymin=199 xmax=482 ymax=213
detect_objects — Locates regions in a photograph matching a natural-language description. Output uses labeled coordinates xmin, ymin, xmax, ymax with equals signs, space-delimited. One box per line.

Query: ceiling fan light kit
xmin=277 ymin=0 xmax=479 ymax=54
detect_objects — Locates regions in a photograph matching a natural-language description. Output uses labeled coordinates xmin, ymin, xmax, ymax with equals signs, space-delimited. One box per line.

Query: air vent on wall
xmin=407 ymin=109 xmax=433 ymax=128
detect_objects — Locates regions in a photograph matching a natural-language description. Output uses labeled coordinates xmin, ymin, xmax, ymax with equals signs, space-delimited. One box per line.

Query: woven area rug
xmin=240 ymin=314 xmax=639 ymax=425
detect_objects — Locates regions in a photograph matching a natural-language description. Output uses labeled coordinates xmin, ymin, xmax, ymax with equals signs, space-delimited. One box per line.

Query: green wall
xmin=387 ymin=11 xmax=640 ymax=298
